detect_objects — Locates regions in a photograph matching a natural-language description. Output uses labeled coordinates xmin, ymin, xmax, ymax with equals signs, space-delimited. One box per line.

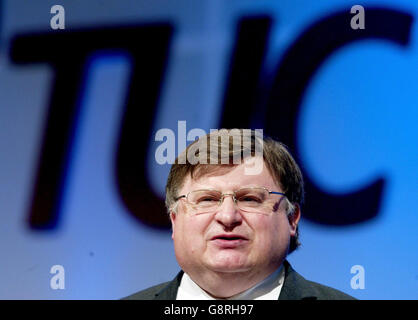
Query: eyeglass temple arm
xmin=270 ymin=191 xmax=286 ymax=196
xmin=175 ymin=195 xmax=186 ymax=201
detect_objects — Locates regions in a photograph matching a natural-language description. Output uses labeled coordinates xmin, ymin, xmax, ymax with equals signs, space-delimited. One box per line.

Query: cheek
xmin=253 ymin=215 xmax=291 ymax=252
xmin=173 ymin=216 xmax=210 ymax=253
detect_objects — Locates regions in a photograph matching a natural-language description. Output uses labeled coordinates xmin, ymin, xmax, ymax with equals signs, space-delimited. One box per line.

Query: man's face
xmin=170 ymin=160 xmax=300 ymax=279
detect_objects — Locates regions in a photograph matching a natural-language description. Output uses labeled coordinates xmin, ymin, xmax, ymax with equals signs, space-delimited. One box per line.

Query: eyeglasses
xmin=175 ymin=187 xmax=286 ymax=215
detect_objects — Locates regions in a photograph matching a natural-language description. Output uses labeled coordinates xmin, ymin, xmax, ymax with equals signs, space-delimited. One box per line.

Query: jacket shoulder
xmin=121 ymin=271 xmax=183 ymax=300
xmin=122 ymin=281 xmax=172 ymax=300
xmin=303 ymin=279 xmax=356 ymax=300
xmin=280 ymin=261 xmax=356 ymax=300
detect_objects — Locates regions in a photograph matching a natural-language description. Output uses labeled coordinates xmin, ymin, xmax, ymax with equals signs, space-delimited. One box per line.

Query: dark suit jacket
xmin=123 ymin=261 xmax=355 ymax=300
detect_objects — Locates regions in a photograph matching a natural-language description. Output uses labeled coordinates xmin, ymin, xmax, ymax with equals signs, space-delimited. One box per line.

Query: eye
xmin=239 ymin=195 xmax=262 ymax=203
xmin=195 ymin=195 xmax=219 ymax=203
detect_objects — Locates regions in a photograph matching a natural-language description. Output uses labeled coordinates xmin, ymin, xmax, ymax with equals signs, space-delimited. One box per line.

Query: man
xmin=125 ymin=129 xmax=354 ymax=300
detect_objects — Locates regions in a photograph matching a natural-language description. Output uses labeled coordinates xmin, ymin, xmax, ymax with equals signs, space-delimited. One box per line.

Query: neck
xmin=187 ymin=265 xmax=281 ymax=298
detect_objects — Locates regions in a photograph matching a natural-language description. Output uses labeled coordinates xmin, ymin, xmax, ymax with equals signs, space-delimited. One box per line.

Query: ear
xmin=289 ymin=204 xmax=301 ymax=237
xmin=169 ymin=211 xmax=176 ymax=240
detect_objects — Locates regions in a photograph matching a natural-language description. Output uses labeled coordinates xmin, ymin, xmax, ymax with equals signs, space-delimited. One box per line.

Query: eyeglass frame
xmin=174 ymin=186 xmax=287 ymax=214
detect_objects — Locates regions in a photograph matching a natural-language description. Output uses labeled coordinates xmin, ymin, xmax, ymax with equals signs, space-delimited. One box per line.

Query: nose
xmin=214 ymin=194 xmax=243 ymax=229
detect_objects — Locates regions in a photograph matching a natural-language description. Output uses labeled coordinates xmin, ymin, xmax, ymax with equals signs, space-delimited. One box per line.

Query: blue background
xmin=0 ymin=0 xmax=417 ymax=299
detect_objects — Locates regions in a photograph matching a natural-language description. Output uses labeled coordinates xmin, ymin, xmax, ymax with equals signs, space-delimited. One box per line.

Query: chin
xmin=210 ymin=265 xmax=249 ymax=273
xmin=207 ymin=255 xmax=251 ymax=273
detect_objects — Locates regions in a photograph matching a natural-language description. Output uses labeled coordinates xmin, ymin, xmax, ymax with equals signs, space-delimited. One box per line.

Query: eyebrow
xmin=187 ymin=184 xmax=266 ymax=191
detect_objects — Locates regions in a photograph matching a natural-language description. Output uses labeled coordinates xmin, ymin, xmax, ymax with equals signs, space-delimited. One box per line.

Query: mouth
xmin=210 ymin=234 xmax=248 ymax=248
